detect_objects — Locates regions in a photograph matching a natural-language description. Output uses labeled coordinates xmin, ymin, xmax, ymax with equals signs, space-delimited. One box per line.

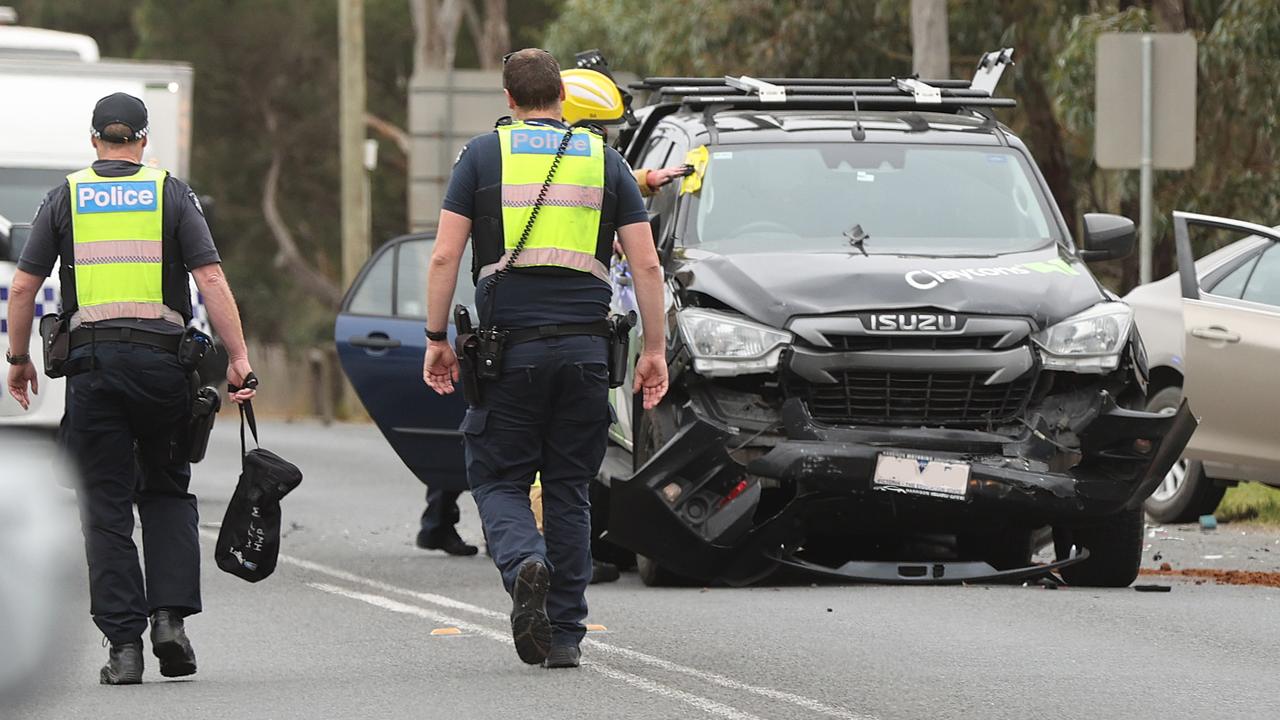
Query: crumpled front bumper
xmin=608 ymin=396 xmax=1196 ymax=585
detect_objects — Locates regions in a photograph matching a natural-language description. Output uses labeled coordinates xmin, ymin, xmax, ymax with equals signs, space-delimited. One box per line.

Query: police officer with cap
xmin=423 ymin=48 xmax=668 ymax=669
xmin=5 ymin=92 xmax=257 ymax=685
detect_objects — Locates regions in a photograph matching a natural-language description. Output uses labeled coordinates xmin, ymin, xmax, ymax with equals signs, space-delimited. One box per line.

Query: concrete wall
xmin=407 ymin=68 xmax=507 ymax=232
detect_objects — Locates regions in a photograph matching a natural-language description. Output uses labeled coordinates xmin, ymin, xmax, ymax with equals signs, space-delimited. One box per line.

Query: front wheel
xmin=1054 ymin=508 xmax=1143 ymax=587
xmin=1141 ymin=386 xmax=1225 ymax=523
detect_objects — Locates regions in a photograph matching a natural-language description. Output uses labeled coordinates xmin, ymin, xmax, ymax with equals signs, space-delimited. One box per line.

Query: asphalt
xmin=8 ymin=419 xmax=1280 ymax=720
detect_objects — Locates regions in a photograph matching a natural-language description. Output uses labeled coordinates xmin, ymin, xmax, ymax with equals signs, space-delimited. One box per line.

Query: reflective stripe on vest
xmin=495 ymin=121 xmax=605 ymax=278
xmin=67 ymin=166 xmax=169 ymax=322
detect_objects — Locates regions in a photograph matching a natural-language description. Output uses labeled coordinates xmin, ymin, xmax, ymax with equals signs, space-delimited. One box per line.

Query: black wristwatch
xmin=6 ymin=351 xmax=31 ymax=366
xmin=424 ymin=327 xmax=449 ymax=342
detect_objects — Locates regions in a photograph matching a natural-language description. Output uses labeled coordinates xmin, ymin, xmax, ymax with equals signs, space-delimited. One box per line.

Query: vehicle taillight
xmin=720 ymin=479 xmax=749 ymax=507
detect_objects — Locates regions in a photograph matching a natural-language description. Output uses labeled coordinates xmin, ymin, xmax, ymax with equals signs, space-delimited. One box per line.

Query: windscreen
xmin=0 ymin=167 xmax=72 ymax=224
xmin=687 ymin=144 xmax=1060 ymax=256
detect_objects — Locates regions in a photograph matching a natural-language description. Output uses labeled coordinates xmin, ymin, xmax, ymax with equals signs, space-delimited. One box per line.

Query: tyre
xmin=1141 ymin=386 xmax=1225 ymax=524
xmin=590 ymin=479 xmax=636 ymax=570
xmin=636 ymin=554 xmax=687 ymax=587
xmin=1055 ymin=508 xmax=1143 ymax=587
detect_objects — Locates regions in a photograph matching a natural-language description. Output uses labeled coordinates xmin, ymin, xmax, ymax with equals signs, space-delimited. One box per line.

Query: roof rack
xmin=629 ymin=47 xmax=1016 ymax=113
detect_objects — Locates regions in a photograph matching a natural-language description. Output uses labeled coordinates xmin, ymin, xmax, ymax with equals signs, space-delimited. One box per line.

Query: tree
xmin=545 ymin=0 xmax=1280 ymax=293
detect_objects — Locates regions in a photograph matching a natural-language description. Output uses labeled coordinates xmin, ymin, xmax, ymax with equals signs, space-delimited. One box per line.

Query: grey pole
xmin=339 ymin=0 xmax=369 ymax=288
xmin=1139 ymin=33 xmax=1154 ymax=284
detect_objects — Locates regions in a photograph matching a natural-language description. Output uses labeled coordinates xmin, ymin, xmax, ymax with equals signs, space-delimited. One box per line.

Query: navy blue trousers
xmin=462 ymin=335 xmax=610 ymax=647
xmin=66 ymin=341 xmax=198 ymax=645
xmin=420 ymin=485 xmax=462 ymax=542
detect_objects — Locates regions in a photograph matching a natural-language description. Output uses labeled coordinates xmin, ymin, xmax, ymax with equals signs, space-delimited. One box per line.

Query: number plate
xmin=872 ymin=453 xmax=970 ymax=500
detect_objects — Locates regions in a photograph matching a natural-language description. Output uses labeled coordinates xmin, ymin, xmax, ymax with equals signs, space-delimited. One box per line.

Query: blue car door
xmin=335 ymin=235 xmax=474 ymax=492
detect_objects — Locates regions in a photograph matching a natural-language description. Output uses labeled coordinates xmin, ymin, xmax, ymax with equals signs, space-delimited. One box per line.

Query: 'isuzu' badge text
xmin=864 ymin=313 xmax=961 ymax=332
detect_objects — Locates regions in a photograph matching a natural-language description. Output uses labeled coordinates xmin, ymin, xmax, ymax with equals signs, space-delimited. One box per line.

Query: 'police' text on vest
xmin=76 ymin=181 xmax=158 ymax=214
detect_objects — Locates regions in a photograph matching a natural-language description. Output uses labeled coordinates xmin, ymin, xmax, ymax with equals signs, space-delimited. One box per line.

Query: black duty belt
xmin=502 ymin=320 xmax=612 ymax=346
xmin=69 ymin=326 xmax=182 ymax=353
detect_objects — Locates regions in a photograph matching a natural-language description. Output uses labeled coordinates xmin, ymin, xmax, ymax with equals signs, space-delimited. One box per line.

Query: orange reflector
xmin=431 ymin=627 xmax=462 ymax=636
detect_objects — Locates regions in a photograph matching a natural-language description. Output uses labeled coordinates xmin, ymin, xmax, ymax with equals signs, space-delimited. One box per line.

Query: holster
xmin=453 ymin=304 xmax=483 ymax=405
xmin=38 ymin=313 xmax=70 ymax=378
xmin=186 ymin=385 xmax=222 ymax=463
xmin=608 ymin=311 xmax=637 ymax=389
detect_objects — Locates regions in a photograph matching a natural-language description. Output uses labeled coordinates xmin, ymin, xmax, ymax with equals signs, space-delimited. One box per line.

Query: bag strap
xmin=239 ymin=400 xmax=259 ymax=460
xmin=229 ymin=372 xmax=261 ymax=462
xmin=481 ymin=125 xmax=576 ymax=329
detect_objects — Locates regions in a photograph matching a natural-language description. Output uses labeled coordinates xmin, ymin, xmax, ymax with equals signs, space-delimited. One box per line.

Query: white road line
xmin=308 ymin=582 xmax=766 ymax=720
xmin=199 ymin=531 xmax=871 ymax=720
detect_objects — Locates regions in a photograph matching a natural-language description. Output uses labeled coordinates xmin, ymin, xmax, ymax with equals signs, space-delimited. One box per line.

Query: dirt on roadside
xmin=1138 ymin=567 xmax=1280 ymax=588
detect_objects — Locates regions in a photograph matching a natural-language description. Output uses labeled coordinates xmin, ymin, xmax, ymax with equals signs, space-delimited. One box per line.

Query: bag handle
xmin=229 ymin=373 xmax=260 ymax=460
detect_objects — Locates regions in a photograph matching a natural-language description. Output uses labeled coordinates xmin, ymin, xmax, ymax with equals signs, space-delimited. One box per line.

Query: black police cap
xmin=92 ymin=92 xmax=149 ymax=143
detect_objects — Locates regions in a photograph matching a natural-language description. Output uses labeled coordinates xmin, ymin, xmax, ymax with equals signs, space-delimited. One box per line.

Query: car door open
xmin=1172 ymin=211 xmax=1280 ymax=483
xmin=335 ymin=235 xmax=473 ymax=492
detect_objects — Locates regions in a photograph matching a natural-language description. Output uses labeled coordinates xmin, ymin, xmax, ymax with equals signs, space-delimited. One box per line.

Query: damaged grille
xmin=789 ymin=370 xmax=1035 ymax=427
xmin=825 ymin=334 xmax=1003 ymax=352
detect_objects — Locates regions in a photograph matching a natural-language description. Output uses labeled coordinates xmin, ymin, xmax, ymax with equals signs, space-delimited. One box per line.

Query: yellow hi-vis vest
xmin=67 ymin=166 xmax=170 ymax=323
xmin=481 ymin=120 xmax=607 ymax=282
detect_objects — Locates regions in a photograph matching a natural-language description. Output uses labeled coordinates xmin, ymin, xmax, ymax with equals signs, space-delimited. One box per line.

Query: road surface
xmin=9 ymin=420 xmax=1280 ymax=720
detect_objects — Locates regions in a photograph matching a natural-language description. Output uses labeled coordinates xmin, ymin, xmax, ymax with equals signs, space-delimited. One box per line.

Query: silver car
xmin=1127 ymin=212 xmax=1280 ymax=522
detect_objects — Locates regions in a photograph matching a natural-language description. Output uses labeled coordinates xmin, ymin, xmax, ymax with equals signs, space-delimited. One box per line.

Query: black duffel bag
xmin=215 ymin=394 xmax=303 ymax=583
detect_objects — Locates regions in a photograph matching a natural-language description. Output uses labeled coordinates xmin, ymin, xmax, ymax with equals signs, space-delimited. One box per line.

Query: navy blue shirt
xmin=443 ymin=118 xmax=647 ymax=327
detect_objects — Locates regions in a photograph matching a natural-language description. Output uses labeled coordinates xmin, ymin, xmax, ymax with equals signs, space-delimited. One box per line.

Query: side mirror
xmin=6 ymin=223 xmax=32 ymax=262
xmin=1080 ymin=213 xmax=1135 ymax=262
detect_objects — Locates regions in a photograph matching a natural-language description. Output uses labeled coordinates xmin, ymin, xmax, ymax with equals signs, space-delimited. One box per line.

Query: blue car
xmin=335 ymin=233 xmax=474 ymax=492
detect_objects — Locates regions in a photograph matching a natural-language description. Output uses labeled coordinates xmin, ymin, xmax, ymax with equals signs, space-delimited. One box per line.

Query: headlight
xmin=676 ymin=308 xmax=791 ymax=376
xmin=1032 ymin=302 xmax=1134 ymax=373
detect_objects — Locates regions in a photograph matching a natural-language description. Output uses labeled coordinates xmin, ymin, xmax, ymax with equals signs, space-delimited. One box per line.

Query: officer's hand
xmin=226 ymin=357 xmax=256 ymax=405
xmin=7 ymin=362 xmax=39 ymax=411
xmin=424 ymin=341 xmax=459 ymax=395
xmin=633 ymin=350 xmax=668 ymax=410
xmin=646 ymin=166 xmax=686 ymax=192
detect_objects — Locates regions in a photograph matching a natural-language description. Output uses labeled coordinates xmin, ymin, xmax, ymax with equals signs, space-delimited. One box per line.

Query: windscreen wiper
xmin=845 ymin=223 xmax=870 ymax=256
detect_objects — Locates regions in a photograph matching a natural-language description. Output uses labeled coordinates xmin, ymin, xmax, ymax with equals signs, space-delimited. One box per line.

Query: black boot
xmin=417 ymin=529 xmax=479 ymax=556
xmin=100 ymin=641 xmax=143 ymax=685
xmin=150 ymin=609 xmax=197 ymax=678
xmin=543 ymin=645 xmax=582 ymax=669
xmin=510 ymin=559 xmax=551 ymax=665
xmin=590 ymin=560 xmax=621 ymax=584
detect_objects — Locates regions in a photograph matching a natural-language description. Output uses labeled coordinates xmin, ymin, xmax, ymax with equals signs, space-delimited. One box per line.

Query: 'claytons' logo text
xmin=905 ymin=259 xmax=1079 ymax=290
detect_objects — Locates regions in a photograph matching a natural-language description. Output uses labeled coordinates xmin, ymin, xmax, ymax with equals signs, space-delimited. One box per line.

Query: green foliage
xmin=547 ymin=0 xmax=1280 ymax=293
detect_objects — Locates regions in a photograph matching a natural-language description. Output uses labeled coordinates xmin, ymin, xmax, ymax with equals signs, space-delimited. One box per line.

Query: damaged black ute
xmin=595 ymin=53 xmax=1196 ymax=587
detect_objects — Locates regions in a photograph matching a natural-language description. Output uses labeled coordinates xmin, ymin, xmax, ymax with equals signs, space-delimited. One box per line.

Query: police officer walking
xmin=5 ymin=93 xmax=257 ymax=685
xmin=423 ymin=48 xmax=668 ymax=669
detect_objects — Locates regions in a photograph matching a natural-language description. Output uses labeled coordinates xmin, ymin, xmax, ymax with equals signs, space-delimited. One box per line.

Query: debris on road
xmin=1199 ymin=515 xmax=1218 ymax=531
xmin=1133 ymin=584 xmax=1172 ymax=593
